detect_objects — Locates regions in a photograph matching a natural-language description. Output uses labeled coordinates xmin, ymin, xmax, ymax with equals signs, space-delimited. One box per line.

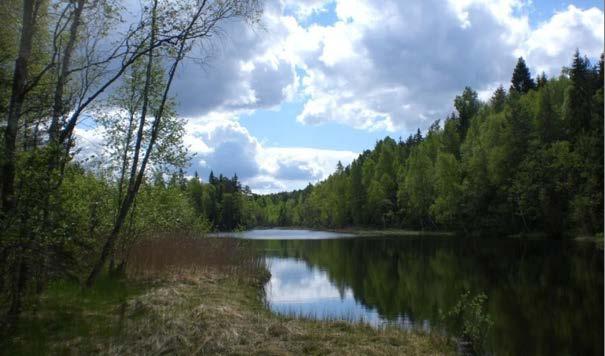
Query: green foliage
xmin=431 ymin=152 xmax=462 ymax=227
xmin=440 ymin=291 xmax=493 ymax=355
xmin=253 ymin=51 xmax=604 ymax=237
xmin=2 ymin=275 xmax=146 ymax=355
xmin=0 ymin=0 xmax=265 ymax=332
xmin=454 ymin=87 xmax=481 ymax=137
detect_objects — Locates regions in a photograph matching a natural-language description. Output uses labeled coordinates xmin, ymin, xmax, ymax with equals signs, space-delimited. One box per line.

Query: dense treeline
xmin=255 ymin=52 xmax=604 ymax=237
xmin=183 ymin=171 xmax=260 ymax=231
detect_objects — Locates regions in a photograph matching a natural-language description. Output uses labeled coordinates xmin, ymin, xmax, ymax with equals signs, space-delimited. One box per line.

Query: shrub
xmin=440 ymin=290 xmax=493 ymax=354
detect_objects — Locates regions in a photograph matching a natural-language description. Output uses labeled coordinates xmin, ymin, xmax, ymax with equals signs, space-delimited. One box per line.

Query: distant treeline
xmin=251 ymin=52 xmax=604 ymax=237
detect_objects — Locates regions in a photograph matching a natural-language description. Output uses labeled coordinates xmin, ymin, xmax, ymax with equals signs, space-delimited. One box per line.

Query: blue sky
xmin=240 ymin=102 xmax=392 ymax=152
xmin=76 ymin=0 xmax=604 ymax=194
xmin=238 ymin=0 xmax=604 ymax=156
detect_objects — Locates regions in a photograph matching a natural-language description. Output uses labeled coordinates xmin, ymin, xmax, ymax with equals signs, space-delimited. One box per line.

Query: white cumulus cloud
xmin=183 ymin=116 xmax=357 ymax=193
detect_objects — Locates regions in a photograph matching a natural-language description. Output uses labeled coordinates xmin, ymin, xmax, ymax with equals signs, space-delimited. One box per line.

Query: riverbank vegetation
xmin=3 ymin=237 xmax=452 ymax=355
xmin=254 ymin=53 xmax=604 ymax=238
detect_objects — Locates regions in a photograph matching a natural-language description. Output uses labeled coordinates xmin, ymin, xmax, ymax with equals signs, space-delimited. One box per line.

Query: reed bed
xmin=127 ymin=234 xmax=265 ymax=280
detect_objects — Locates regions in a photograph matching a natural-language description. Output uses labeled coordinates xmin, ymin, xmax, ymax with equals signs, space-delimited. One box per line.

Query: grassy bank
xmin=2 ymin=237 xmax=452 ymax=355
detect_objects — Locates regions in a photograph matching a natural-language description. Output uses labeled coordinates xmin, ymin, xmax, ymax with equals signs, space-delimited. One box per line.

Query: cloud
xmin=73 ymin=124 xmax=107 ymax=164
xmin=120 ymin=0 xmax=602 ymax=132
xmin=185 ymin=115 xmax=261 ymax=179
xmin=519 ymin=5 xmax=604 ymax=76
xmin=274 ymin=161 xmax=322 ymax=181
xmin=74 ymin=0 xmax=603 ymax=193
xmin=138 ymin=0 xmax=603 ymax=133
xmin=283 ymin=0 xmax=333 ymax=19
xmin=76 ymin=114 xmax=357 ymax=194
xmin=286 ymin=0 xmax=603 ymax=132
xmin=290 ymin=0 xmax=522 ymax=132
xmin=170 ymin=0 xmax=299 ymax=117
xmin=259 ymin=146 xmax=356 ymax=181
xmin=244 ymin=175 xmax=289 ymax=194
xmin=184 ymin=116 xmax=357 ymax=193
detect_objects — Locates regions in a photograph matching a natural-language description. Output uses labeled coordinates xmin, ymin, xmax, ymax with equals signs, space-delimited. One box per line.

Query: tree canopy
xmin=254 ymin=51 xmax=603 ymax=237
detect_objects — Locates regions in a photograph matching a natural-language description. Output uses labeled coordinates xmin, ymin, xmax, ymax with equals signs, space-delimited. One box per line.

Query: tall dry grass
xmin=126 ymin=234 xmax=265 ymax=280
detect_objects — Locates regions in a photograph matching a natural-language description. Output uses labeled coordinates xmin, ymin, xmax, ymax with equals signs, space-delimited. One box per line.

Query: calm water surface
xmin=231 ymin=229 xmax=603 ymax=355
xmin=213 ymin=229 xmax=354 ymax=240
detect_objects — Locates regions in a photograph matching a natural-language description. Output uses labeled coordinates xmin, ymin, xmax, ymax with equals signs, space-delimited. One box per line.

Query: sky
xmin=76 ymin=0 xmax=604 ymax=194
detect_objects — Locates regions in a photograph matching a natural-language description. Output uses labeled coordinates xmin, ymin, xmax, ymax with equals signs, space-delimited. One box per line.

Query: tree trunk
xmin=49 ymin=0 xmax=85 ymax=143
xmin=86 ymin=0 xmax=218 ymax=288
xmin=86 ymin=0 xmax=159 ymax=287
xmin=1 ymin=0 xmax=39 ymax=213
xmin=3 ymin=251 xmax=28 ymax=333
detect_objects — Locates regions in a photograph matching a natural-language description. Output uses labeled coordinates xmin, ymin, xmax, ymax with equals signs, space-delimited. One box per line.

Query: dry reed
xmin=126 ymin=234 xmax=265 ymax=280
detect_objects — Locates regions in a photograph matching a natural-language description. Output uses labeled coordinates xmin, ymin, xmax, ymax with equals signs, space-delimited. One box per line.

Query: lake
xmin=227 ymin=229 xmax=603 ymax=355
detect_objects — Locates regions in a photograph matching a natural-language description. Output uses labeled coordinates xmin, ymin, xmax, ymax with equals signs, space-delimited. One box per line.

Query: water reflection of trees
xmin=261 ymin=238 xmax=603 ymax=355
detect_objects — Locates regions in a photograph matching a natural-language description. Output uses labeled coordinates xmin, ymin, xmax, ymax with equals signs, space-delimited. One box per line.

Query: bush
xmin=440 ymin=290 xmax=493 ymax=355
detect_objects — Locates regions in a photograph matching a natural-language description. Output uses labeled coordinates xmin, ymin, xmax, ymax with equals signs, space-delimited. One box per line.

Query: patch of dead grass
xmin=103 ymin=265 xmax=453 ymax=355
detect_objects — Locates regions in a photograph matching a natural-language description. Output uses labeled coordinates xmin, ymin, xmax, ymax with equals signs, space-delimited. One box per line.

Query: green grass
xmin=2 ymin=275 xmax=149 ymax=355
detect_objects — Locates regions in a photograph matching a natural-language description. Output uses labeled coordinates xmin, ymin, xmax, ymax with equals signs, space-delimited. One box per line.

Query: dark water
xmin=235 ymin=229 xmax=603 ymax=355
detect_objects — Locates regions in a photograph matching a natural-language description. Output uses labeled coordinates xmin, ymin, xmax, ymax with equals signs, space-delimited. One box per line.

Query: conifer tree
xmin=536 ymin=72 xmax=548 ymax=88
xmin=510 ymin=57 xmax=535 ymax=94
xmin=413 ymin=129 xmax=423 ymax=144
xmin=535 ymin=86 xmax=558 ymax=143
xmin=565 ymin=50 xmax=592 ymax=135
xmin=490 ymin=85 xmax=507 ymax=112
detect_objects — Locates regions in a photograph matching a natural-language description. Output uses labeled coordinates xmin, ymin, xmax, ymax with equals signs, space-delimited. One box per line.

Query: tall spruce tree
xmin=510 ymin=57 xmax=535 ymax=94
xmin=565 ymin=50 xmax=593 ymax=135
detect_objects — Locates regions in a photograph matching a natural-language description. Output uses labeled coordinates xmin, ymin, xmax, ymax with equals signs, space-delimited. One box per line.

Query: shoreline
xmin=4 ymin=250 xmax=453 ymax=355
xmin=110 ymin=268 xmax=453 ymax=355
xmin=218 ymin=226 xmax=604 ymax=242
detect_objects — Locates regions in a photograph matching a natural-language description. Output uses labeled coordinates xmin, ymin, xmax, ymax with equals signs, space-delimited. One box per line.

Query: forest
xmin=251 ymin=53 xmax=604 ymax=237
xmin=0 ymin=0 xmax=602 ymax=341
xmin=145 ymin=51 xmax=604 ymax=239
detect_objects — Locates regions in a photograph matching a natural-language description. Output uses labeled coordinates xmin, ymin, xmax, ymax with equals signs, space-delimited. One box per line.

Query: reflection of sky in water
xmin=265 ymin=257 xmax=428 ymax=330
xmin=210 ymin=229 xmax=354 ymax=240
